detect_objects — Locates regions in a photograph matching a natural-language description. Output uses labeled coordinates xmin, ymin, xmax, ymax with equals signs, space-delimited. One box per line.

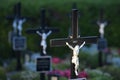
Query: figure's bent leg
xmin=75 ymin=64 xmax=78 ymax=76
xmin=43 ymin=45 xmax=47 ymax=54
xmin=19 ymin=30 xmax=22 ymax=35
xmin=75 ymin=60 xmax=79 ymax=76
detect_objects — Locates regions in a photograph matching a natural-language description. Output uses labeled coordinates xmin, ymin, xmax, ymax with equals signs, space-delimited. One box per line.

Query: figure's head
xmin=100 ymin=23 xmax=105 ymax=28
xmin=41 ymin=30 xmax=45 ymax=33
xmin=43 ymin=33 xmax=46 ymax=36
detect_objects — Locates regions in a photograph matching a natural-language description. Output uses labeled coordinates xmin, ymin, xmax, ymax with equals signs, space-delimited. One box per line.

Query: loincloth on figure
xmin=72 ymin=56 xmax=79 ymax=66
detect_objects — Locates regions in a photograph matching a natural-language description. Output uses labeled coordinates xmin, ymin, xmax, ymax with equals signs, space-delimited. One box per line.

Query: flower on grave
xmin=104 ymin=48 xmax=111 ymax=54
xmin=118 ymin=49 xmax=120 ymax=55
xmin=58 ymin=70 xmax=65 ymax=76
xmin=63 ymin=69 xmax=88 ymax=78
xmin=78 ymin=71 xmax=88 ymax=78
xmin=48 ymin=69 xmax=64 ymax=76
xmin=52 ymin=57 xmax=62 ymax=64
xmin=64 ymin=69 xmax=71 ymax=78
xmin=20 ymin=71 xmax=39 ymax=80
xmin=48 ymin=69 xmax=88 ymax=79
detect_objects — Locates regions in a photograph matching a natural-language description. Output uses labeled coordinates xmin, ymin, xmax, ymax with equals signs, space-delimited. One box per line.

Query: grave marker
xmin=26 ymin=8 xmax=59 ymax=55
xmin=37 ymin=56 xmax=52 ymax=72
xmin=97 ymin=8 xmax=108 ymax=66
xmin=26 ymin=8 xmax=59 ymax=80
xmin=13 ymin=36 xmax=26 ymax=50
xmin=7 ymin=2 xmax=26 ymax=70
xmin=50 ymin=9 xmax=98 ymax=79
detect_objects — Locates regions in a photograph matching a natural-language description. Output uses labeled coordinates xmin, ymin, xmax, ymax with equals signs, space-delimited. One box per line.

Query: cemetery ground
xmin=0 ymin=0 xmax=120 ymax=80
xmin=0 ymin=47 xmax=120 ymax=80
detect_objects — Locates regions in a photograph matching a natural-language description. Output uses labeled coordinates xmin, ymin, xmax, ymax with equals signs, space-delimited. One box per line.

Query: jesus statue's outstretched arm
xmin=13 ymin=19 xmax=17 ymax=29
xmin=79 ymin=41 xmax=85 ymax=49
xmin=46 ymin=30 xmax=52 ymax=36
xmin=66 ymin=42 xmax=74 ymax=50
xmin=36 ymin=31 xmax=42 ymax=36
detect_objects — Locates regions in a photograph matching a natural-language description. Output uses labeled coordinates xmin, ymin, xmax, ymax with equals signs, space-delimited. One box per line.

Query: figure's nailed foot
xmin=75 ymin=70 xmax=78 ymax=76
xmin=43 ymin=51 xmax=46 ymax=55
xmin=69 ymin=36 xmax=73 ymax=39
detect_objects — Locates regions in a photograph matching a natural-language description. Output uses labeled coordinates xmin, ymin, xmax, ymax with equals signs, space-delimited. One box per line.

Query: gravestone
xmin=36 ymin=56 xmax=52 ymax=72
xmin=13 ymin=36 xmax=26 ymax=51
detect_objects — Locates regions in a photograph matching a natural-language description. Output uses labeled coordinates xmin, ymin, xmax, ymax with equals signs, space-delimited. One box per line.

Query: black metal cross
xmin=26 ymin=8 xmax=59 ymax=80
xmin=26 ymin=8 xmax=59 ymax=34
xmin=50 ymin=9 xmax=98 ymax=79
xmin=7 ymin=2 xmax=24 ymax=20
xmin=26 ymin=8 xmax=59 ymax=55
xmin=7 ymin=2 xmax=24 ymax=31
xmin=14 ymin=2 xmax=22 ymax=20
xmin=7 ymin=2 xmax=25 ymax=71
xmin=97 ymin=8 xmax=107 ymax=67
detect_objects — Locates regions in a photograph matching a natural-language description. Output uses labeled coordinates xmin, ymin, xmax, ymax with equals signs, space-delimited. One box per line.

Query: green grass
xmin=0 ymin=0 xmax=120 ymax=58
xmin=1 ymin=0 xmax=120 ymax=10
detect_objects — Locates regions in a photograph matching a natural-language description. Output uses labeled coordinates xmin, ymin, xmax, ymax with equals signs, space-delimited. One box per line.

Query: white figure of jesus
xmin=13 ymin=19 xmax=17 ymax=32
xmin=36 ymin=30 xmax=52 ymax=54
xmin=97 ymin=22 xmax=107 ymax=38
xmin=66 ymin=41 xmax=85 ymax=76
xmin=18 ymin=19 xmax=26 ymax=35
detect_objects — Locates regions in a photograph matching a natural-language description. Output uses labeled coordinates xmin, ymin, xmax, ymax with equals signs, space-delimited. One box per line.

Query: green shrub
xmin=79 ymin=52 xmax=99 ymax=68
xmin=20 ymin=71 xmax=39 ymax=80
xmin=87 ymin=69 xmax=113 ymax=80
xmin=10 ymin=72 xmax=22 ymax=80
xmin=101 ymin=66 xmax=120 ymax=80
xmin=10 ymin=71 xmax=39 ymax=80
xmin=6 ymin=59 xmax=17 ymax=72
xmin=0 ymin=67 xmax=7 ymax=80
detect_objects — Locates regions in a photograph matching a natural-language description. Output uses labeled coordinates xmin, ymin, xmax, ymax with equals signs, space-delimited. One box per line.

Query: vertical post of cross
xmin=97 ymin=8 xmax=107 ymax=67
xmin=7 ymin=2 xmax=26 ymax=71
xmin=26 ymin=8 xmax=59 ymax=80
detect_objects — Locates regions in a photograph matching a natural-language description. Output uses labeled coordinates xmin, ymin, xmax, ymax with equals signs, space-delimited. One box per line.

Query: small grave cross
xmin=26 ymin=8 xmax=59 ymax=55
xmin=50 ymin=9 xmax=98 ymax=79
xmin=97 ymin=9 xmax=107 ymax=38
xmin=7 ymin=2 xmax=26 ymax=36
xmin=97 ymin=9 xmax=108 ymax=67
xmin=26 ymin=8 xmax=59 ymax=80
xmin=7 ymin=2 xmax=26 ymax=71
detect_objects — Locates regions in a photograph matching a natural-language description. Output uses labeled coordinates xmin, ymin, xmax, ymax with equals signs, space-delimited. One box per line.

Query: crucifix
xmin=26 ymin=8 xmax=59 ymax=80
xmin=7 ymin=2 xmax=26 ymax=36
xmin=26 ymin=8 xmax=59 ymax=55
xmin=50 ymin=9 xmax=98 ymax=79
xmin=97 ymin=9 xmax=107 ymax=38
xmin=7 ymin=2 xmax=26 ymax=71
xmin=97 ymin=8 xmax=107 ymax=66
